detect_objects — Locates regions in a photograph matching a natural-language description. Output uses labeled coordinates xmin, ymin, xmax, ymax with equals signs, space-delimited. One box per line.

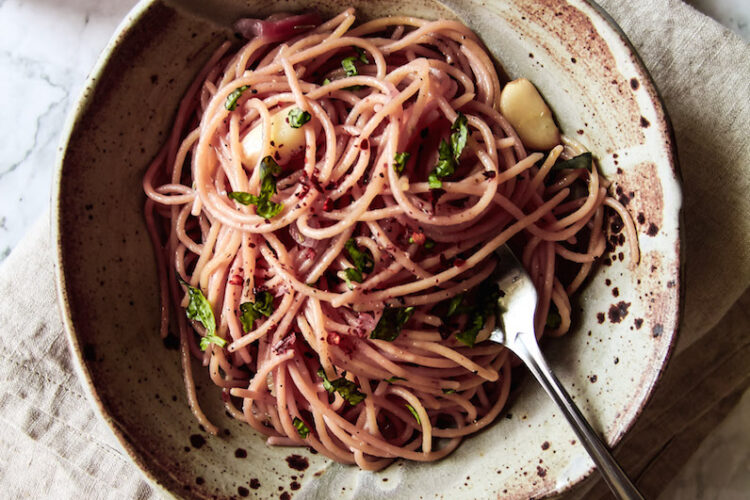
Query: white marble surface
xmin=0 ymin=0 xmax=747 ymax=498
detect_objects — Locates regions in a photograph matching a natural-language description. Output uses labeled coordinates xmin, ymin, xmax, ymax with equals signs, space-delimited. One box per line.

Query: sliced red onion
xmin=233 ymin=12 xmax=321 ymax=43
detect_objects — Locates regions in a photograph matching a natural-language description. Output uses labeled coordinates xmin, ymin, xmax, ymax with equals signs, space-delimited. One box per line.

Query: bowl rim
xmin=52 ymin=0 xmax=683 ymax=498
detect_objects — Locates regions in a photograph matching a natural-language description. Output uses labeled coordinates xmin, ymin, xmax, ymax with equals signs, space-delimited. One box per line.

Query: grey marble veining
xmin=0 ymin=0 xmax=136 ymax=260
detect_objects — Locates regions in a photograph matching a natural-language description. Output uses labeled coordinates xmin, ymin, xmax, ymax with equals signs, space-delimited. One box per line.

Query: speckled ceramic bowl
xmin=53 ymin=0 xmax=681 ymax=498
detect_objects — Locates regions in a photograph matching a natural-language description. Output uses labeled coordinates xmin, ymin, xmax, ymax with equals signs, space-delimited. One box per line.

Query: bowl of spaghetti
xmin=53 ymin=0 xmax=681 ymax=498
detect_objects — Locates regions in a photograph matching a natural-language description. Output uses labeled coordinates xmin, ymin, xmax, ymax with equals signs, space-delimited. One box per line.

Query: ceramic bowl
xmin=53 ymin=0 xmax=681 ymax=498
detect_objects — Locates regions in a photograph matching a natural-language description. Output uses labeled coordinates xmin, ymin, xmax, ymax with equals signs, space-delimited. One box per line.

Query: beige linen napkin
xmin=0 ymin=0 xmax=748 ymax=498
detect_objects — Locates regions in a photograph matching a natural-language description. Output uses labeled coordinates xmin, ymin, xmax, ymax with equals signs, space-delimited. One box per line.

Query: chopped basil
xmin=435 ymin=140 xmax=457 ymax=177
xmin=317 ymin=369 xmax=366 ymax=405
xmin=546 ymin=308 xmax=562 ymax=329
xmin=239 ymin=291 xmax=274 ymax=332
xmin=393 ymin=152 xmax=410 ymax=174
xmin=342 ymin=267 xmax=363 ymax=289
xmin=455 ymin=280 xmax=500 ymax=347
xmin=550 ymin=152 xmax=592 ymax=171
xmin=225 ymin=85 xmax=249 ymax=111
xmin=446 ymin=293 xmax=465 ymax=317
xmin=428 ymin=172 xmax=443 ymax=189
xmin=384 ymin=376 xmax=407 ymax=383
xmin=228 ymin=191 xmax=259 ymax=205
xmin=456 ymin=314 xmax=485 ymax=347
xmin=341 ymin=56 xmax=358 ymax=77
xmin=322 ymin=77 xmax=331 ymax=86
xmin=345 ymin=239 xmax=374 ymax=274
xmin=199 ymin=334 xmax=227 ymax=351
xmin=228 ymin=156 xmax=283 ymax=219
xmin=288 ymin=108 xmax=311 ymax=128
xmin=179 ymin=278 xmax=225 ymax=350
xmin=292 ymin=417 xmax=310 ymax=438
xmin=442 ymin=388 xmax=457 ymax=394
xmin=450 ymin=112 xmax=468 ymax=160
xmin=370 ymin=306 xmax=415 ymax=341
xmin=354 ymin=46 xmax=369 ymax=63
xmin=406 ymin=403 xmax=421 ymax=424
xmin=424 ymin=239 xmax=436 ymax=249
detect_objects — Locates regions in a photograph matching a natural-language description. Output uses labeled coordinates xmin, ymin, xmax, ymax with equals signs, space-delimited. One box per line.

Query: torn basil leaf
xmin=393 ymin=152 xmax=410 ymax=174
xmin=406 ymin=403 xmax=421 ymax=424
xmin=370 ymin=306 xmax=415 ymax=341
xmin=446 ymin=293 xmax=465 ymax=317
xmin=341 ymin=56 xmax=358 ymax=77
xmin=228 ymin=191 xmax=259 ymax=205
xmin=288 ymin=108 xmax=311 ymax=128
xmin=384 ymin=376 xmax=407 ymax=383
xmin=428 ymin=172 xmax=442 ymax=189
xmin=228 ymin=156 xmax=283 ymax=219
xmin=239 ymin=291 xmax=274 ymax=332
xmin=442 ymin=388 xmax=457 ymax=394
xmin=317 ymin=369 xmax=366 ymax=405
xmin=345 ymin=239 xmax=374 ymax=274
xmin=354 ymin=46 xmax=369 ymax=63
xmin=450 ymin=112 xmax=468 ymax=160
xmin=342 ymin=267 xmax=363 ymax=289
xmin=179 ymin=278 xmax=223 ymax=350
xmin=550 ymin=152 xmax=592 ymax=172
xmin=292 ymin=417 xmax=310 ymax=438
xmin=225 ymin=85 xmax=249 ymax=111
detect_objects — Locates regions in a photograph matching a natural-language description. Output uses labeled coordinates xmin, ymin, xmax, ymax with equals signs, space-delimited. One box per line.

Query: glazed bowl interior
xmin=54 ymin=0 xmax=681 ymax=498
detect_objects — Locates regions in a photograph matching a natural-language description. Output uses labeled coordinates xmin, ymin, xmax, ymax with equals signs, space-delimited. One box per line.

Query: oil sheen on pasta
xmin=143 ymin=8 xmax=637 ymax=470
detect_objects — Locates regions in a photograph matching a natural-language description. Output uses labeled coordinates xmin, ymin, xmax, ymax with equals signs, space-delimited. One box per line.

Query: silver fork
xmin=489 ymin=245 xmax=645 ymax=500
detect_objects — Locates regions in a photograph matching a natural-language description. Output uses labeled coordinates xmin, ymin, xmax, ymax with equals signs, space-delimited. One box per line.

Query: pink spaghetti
xmin=143 ymin=9 xmax=638 ymax=470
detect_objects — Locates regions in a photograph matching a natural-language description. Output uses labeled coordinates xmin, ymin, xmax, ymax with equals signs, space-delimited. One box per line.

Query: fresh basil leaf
xmin=225 ymin=85 xmax=249 ymax=111
xmin=342 ymin=267 xmax=363 ymax=289
xmin=435 ymin=140 xmax=457 ymax=178
xmin=393 ymin=152 xmax=410 ymax=174
xmin=317 ymin=369 xmax=366 ymax=405
xmin=354 ymin=46 xmax=369 ymax=63
xmin=345 ymin=239 xmax=374 ymax=274
xmin=239 ymin=291 xmax=274 ymax=332
xmin=322 ymin=77 xmax=331 ymax=86
xmin=428 ymin=172 xmax=442 ymax=189
xmin=341 ymin=56 xmax=358 ymax=77
xmin=424 ymin=239 xmax=436 ymax=249
xmin=370 ymin=306 xmax=415 ymax=341
xmin=406 ymin=403 xmax=421 ymax=424
xmin=292 ymin=417 xmax=310 ymax=438
xmin=456 ymin=313 xmax=484 ymax=347
xmin=442 ymin=388 xmax=457 ymax=394
xmin=450 ymin=112 xmax=468 ymax=160
xmin=384 ymin=376 xmax=407 ymax=383
xmin=199 ymin=333 xmax=227 ymax=350
xmin=180 ymin=278 xmax=216 ymax=336
xmin=179 ymin=279 xmax=225 ymax=350
xmin=260 ymin=155 xmax=282 ymax=180
xmin=454 ymin=280 xmax=501 ymax=347
xmin=228 ymin=191 xmax=259 ymax=205
xmin=288 ymin=108 xmax=311 ymax=128
xmin=446 ymin=293 xmax=465 ymax=317
xmin=550 ymin=152 xmax=592 ymax=171
xmin=546 ymin=308 xmax=562 ymax=329
xmin=256 ymin=198 xmax=283 ymax=219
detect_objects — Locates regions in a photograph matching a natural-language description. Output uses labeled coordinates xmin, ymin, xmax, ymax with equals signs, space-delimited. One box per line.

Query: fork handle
xmin=512 ymin=331 xmax=645 ymax=500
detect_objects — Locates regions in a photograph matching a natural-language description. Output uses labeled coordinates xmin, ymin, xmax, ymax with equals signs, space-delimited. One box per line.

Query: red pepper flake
xmin=322 ymin=197 xmax=333 ymax=211
xmin=229 ymin=274 xmax=244 ymax=286
xmin=453 ymin=258 xmax=466 ymax=267
xmin=410 ymin=231 xmax=426 ymax=245
xmin=482 ymin=171 xmax=497 ymax=180
xmin=326 ymin=332 xmax=341 ymax=345
xmin=359 ymin=138 xmax=369 ymax=150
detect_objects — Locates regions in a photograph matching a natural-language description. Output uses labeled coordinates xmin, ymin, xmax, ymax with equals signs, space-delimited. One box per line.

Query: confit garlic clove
xmin=241 ymin=107 xmax=312 ymax=166
xmin=499 ymin=78 xmax=560 ymax=151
